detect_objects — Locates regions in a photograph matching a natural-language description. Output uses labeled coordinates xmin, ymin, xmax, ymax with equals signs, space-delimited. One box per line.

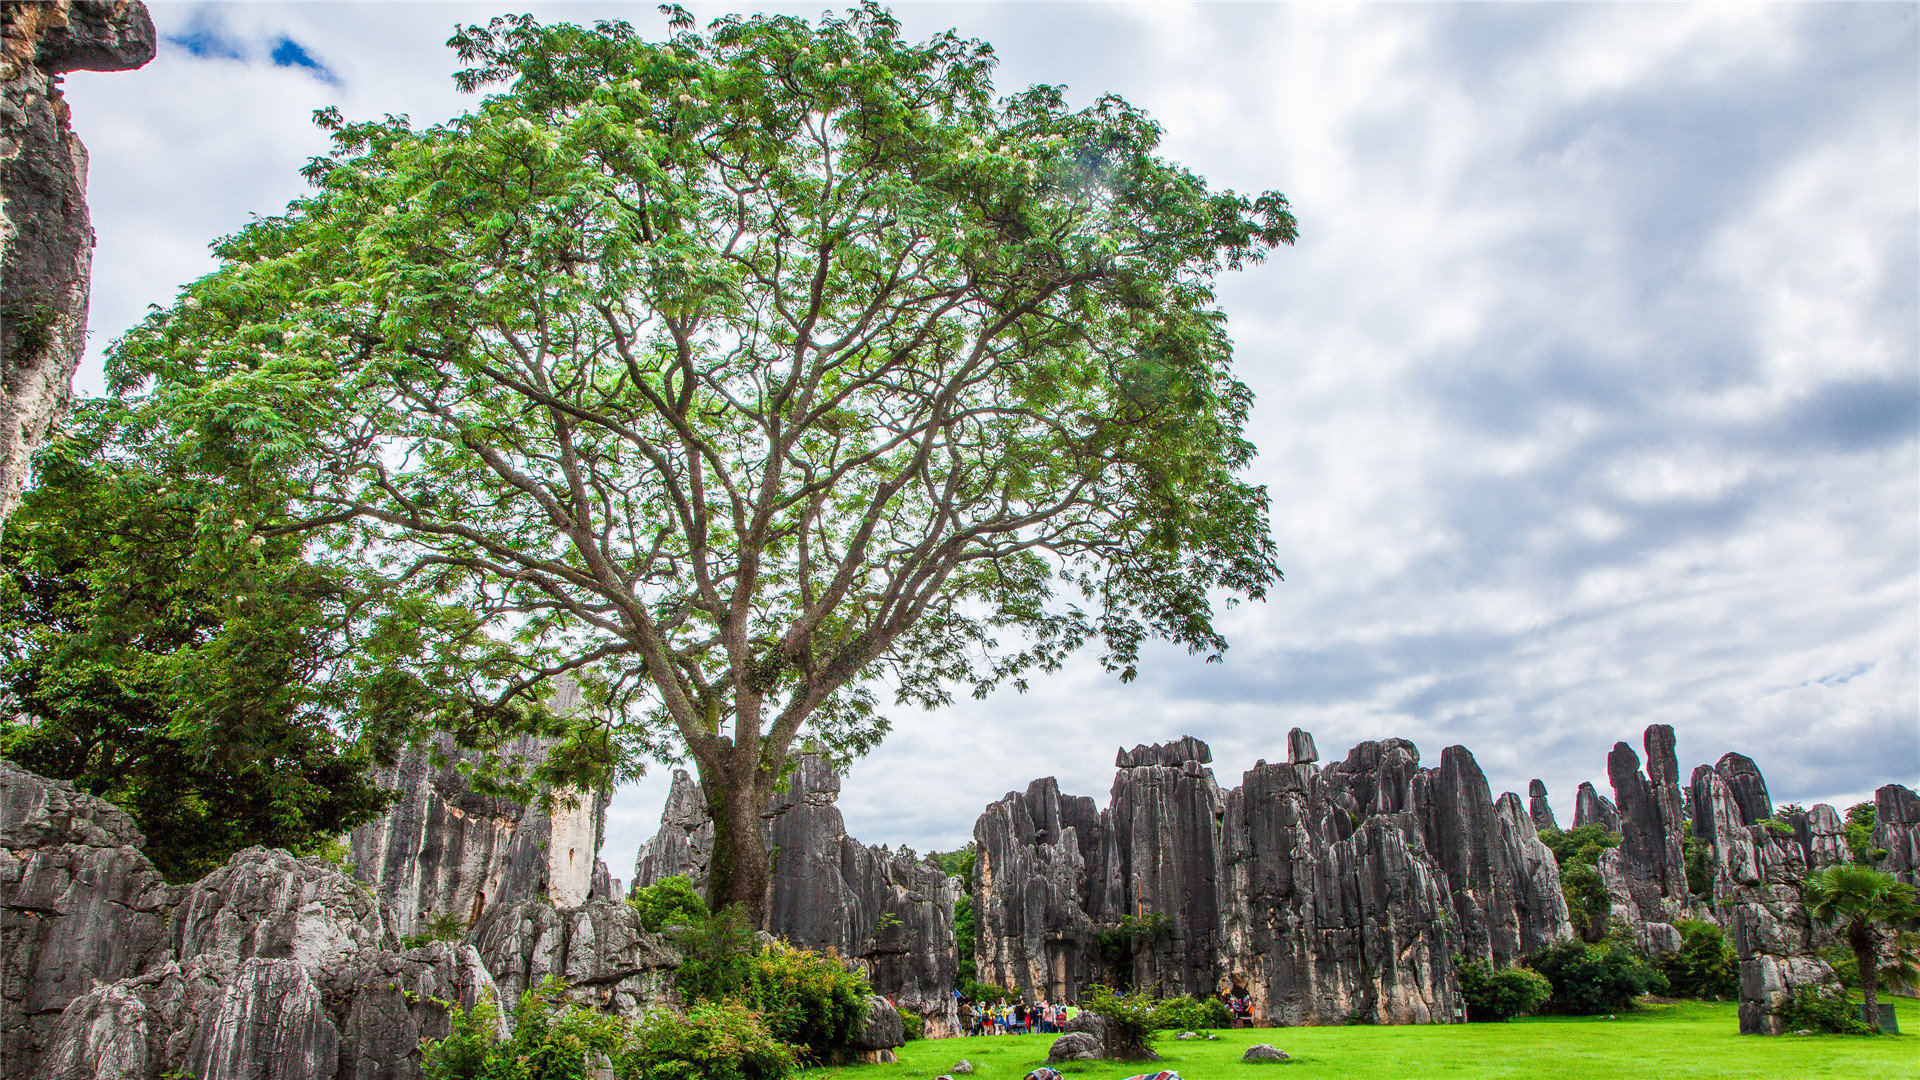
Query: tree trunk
xmin=1853 ymin=921 xmax=1880 ymax=1020
xmin=701 ymin=758 xmax=773 ymax=925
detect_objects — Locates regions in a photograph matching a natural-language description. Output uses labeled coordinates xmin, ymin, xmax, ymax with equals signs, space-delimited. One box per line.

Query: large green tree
xmin=107 ymin=5 xmax=1295 ymax=917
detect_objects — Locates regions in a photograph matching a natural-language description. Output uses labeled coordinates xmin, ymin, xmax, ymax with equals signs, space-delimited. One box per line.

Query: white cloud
xmin=45 ymin=3 xmax=1918 ymax=872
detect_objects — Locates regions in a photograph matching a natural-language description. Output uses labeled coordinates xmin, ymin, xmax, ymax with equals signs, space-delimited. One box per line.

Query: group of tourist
xmin=962 ymin=998 xmax=1077 ymax=1036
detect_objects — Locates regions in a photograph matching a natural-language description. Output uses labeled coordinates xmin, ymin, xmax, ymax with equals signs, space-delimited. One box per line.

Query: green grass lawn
xmin=805 ymin=998 xmax=1919 ymax=1080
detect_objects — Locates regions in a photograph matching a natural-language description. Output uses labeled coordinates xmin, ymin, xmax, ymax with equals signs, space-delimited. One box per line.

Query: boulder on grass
xmin=848 ymin=996 xmax=905 ymax=1051
xmin=1046 ymin=1031 xmax=1101 ymax=1063
xmin=1244 ymin=1044 xmax=1291 ymax=1062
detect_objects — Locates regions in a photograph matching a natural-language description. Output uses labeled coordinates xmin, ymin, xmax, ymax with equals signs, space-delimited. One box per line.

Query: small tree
xmin=1803 ymin=864 xmax=1918 ymax=1024
xmin=108 ymin=4 xmax=1294 ymax=923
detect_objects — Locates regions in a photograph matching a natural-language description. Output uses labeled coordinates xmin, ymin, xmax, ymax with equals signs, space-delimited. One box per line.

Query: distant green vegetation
xmin=799 ymin=999 xmax=1918 ymax=1080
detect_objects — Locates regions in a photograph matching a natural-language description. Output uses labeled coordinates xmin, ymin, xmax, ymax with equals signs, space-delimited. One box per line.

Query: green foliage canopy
xmin=105 ymin=4 xmax=1294 ymax=916
xmin=1456 ymin=959 xmax=1553 ymax=1022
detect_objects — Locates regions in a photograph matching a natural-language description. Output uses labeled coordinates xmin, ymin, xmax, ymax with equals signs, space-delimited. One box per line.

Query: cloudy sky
xmin=60 ymin=2 xmax=1917 ymax=878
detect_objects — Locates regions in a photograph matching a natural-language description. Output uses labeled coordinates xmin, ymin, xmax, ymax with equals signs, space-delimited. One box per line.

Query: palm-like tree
xmin=1803 ymin=864 xmax=1918 ymax=1023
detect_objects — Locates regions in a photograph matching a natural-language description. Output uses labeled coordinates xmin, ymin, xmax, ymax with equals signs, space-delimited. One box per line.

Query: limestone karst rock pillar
xmin=1874 ymin=783 xmax=1920 ymax=888
xmin=0 ymin=1 xmax=155 ymax=526
xmin=348 ymin=676 xmax=613 ymax=936
xmin=1286 ymin=727 xmax=1318 ymax=765
xmin=1573 ymin=781 xmax=1620 ymax=831
xmin=972 ymin=777 xmax=1104 ymax=1003
xmin=1528 ymin=779 xmax=1558 ymax=832
xmin=1714 ymin=753 xmax=1772 ymax=826
xmin=1688 ymin=763 xmax=1836 ymax=1035
xmin=1104 ymin=739 xmax=1227 ymax=997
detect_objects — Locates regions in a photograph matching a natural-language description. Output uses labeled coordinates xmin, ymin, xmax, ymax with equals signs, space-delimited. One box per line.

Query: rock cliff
xmin=0 ymin=1 xmax=155 ymax=525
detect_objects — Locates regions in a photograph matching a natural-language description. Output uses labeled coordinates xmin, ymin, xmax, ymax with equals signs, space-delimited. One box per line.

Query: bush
xmin=1149 ymin=994 xmax=1233 ymax=1030
xmin=1456 ymin=960 xmax=1552 ymax=1021
xmin=621 ymin=1002 xmax=798 ymax=1080
xmin=744 ymin=941 xmax=871 ymax=1052
xmin=423 ymin=979 xmax=630 ymax=1080
xmin=1080 ymin=984 xmax=1160 ymax=1060
xmin=672 ymin=904 xmax=761 ymax=1004
xmin=900 ymin=1009 xmax=925 ymax=1041
xmin=403 ymin=910 xmax=470 ymax=951
xmin=1656 ymin=919 xmax=1737 ymax=1000
xmin=1775 ymin=985 xmax=1873 ymax=1035
xmin=1526 ymin=939 xmax=1666 ymax=1015
xmin=630 ymin=874 xmax=710 ymax=933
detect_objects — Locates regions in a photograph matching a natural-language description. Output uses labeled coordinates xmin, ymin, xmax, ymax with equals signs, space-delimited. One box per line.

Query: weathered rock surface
xmin=847 ymin=996 xmax=905 ymax=1051
xmin=1715 ymin=753 xmax=1772 ymax=827
xmin=1573 ymin=781 xmax=1620 ymax=831
xmin=633 ymin=755 xmax=961 ymax=1037
xmin=1 ymin=759 xmax=175 ymax=1080
xmin=1874 ymin=783 xmax=1920 ymax=888
xmin=1099 ymin=740 xmax=1226 ymax=996
xmin=1221 ymin=751 xmax=1462 ymax=1025
xmin=973 ymin=777 xmax=1102 ymax=1003
xmin=1286 ymin=728 xmax=1318 ymax=765
xmin=173 ymin=847 xmax=395 ymax=970
xmin=181 ymin=957 xmax=339 ymax=1080
xmin=1689 ymin=763 xmax=1837 ymax=1035
xmin=469 ymin=898 xmax=678 ymax=1018
xmin=1045 ymin=1031 xmax=1100 ymax=1062
xmin=1243 ymin=1044 xmax=1290 ymax=1061
xmin=1528 ymin=779 xmax=1558 ymax=832
xmin=0 ymin=0 xmax=155 ymax=526
xmin=351 ymin=679 xmax=613 ymax=936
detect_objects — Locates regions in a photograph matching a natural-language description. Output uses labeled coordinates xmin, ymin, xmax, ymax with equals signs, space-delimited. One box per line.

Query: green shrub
xmin=621 ymin=1002 xmax=797 ymax=1080
xmin=1526 ymin=939 xmax=1666 ymax=1014
xmin=423 ymin=979 xmax=629 ymax=1080
xmin=900 ymin=1009 xmax=925 ymax=1041
xmin=672 ymin=904 xmax=761 ymax=1004
xmin=1149 ymin=994 xmax=1234 ymax=1030
xmin=1456 ymin=960 xmax=1553 ymax=1021
xmin=744 ymin=940 xmax=871 ymax=1053
xmin=1656 ymin=919 xmax=1737 ymax=1000
xmin=1775 ymin=985 xmax=1873 ymax=1035
xmin=403 ymin=910 xmax=470 ymax=950
xmin=1081 ymin=984 xmax=1160 ymax=1060
xmin=630 ymin=874 xmax=709 ymax=933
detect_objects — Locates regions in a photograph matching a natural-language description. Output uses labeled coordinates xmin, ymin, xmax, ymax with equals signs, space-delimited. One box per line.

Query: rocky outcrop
xmin=1528 ymin=780 xmax=1558 ymax=832
xmin=1221 ymin=755 xmax=1462 ymax=1025
xmin=350 ymin=679 xmax=614 ymax=936
xmin=1573 ymin=782 xmax=1620 ymax=831
xmin=1600 ymin=728 xmax=1687 ymax=952
xmin=5 ymin=758 xmax=502 ymax=1080
xmin=630 ymin=769 xmax=713 ymax=889
xmin=1098 ymin=741 xmax=1226 ymax=997
xmin=1715 ymin=753 xmax=1772 ymax=827
xmin=1874 ymin=784 xmax=1920 ymax=889
xmin=0 ymin=1 xmax=155 ymax=526
xmin=1 ymin=759 xmax=176 ymax=1080
xmin=469 ymin=898 xmax=678 ymax=1018
xmin=1688 ymin=763 xmax=1837 ymax=1035
xmin=631 ymin=754 xmax=962 ymax=1038
xmin=972 ymin=778 xmax=1102 ymax=1004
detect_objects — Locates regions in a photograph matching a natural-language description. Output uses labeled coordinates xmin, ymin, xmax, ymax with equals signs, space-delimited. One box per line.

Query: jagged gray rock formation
xmin=1601 ymin=727 xmax=1687 ymax=953
xmin=1573 ymin=781 xmax=1620 ymax=831
xmin=1874 ymin=783 xmax=1920 ymax=888
xmin=1715 ymin=753 xmax=1772 ymax=826
xmin=1286 ymin=728 xmax=1317 ymax=765
xmin=1 ymin=759 xmax=176 ymax=1080
xmin=630 ymin=768 xmax=713 ymax=889
xmin=632 ymin=754 xmax=961 ymax=1038
xmin=0 ymin=1 xmax=155 ymax=526
xmin=972 ymin=778 xmax=1102 ymax=1003
xmin=469 ymin=898 xmax=678 ymax=1018
xmin=1221 ymin=754 xmax=1462 ymax=1025
xmin=350 ymin=680 xmax=614 ymax=937
xmin=6 ymin=758 xmax=502 ymax=1080
xmin=1688 ymin=763 xmax=1837 ymax=1035
xmin=1099 ymin=740 xmax=1226 ymax=996
xmin=1528 ymin=779 xmax=1558 ymax=832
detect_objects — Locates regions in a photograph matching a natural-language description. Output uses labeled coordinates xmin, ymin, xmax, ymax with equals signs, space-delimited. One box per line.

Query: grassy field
xmin=804 ymin=998 xmax=1918 ymax=1080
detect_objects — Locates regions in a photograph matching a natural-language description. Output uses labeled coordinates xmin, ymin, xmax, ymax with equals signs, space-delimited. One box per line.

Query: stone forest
xmin=2 ymin=3 xmax=1917 ymax=1080
xmin=5 ymin=715 xmax=1918 ymax=1079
